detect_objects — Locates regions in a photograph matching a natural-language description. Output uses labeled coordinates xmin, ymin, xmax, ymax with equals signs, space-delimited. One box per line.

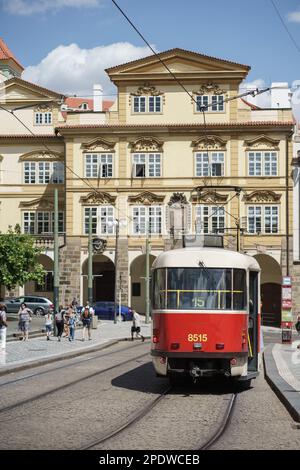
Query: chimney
xmin=271 ymin=82 xmax=291 ymax=108
xmin=93 ymin=84 xmax=103 ymax=112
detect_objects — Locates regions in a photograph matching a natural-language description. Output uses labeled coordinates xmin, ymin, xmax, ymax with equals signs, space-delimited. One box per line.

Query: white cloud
xmin=2 ymin=0 xmax=102 ymax=15
xmin=22 ymin=42 xmax=155 ymax=97
xmin=287 ymin=10 xmax=300 ymax=23
xmin=240 ymin=79 xmax=271 ymax=108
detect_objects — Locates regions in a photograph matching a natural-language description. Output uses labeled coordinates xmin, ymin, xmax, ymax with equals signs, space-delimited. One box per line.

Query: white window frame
xmin=133 ymin=153 xmax=161 ymax=178
xmin=195 ymin=95 xmax=224 ymax=112
xmin=195 ymin=152 xmax=225 ymax=177
xmin=23 ymin=211 xmax=64 ymax=234
xmin=84 ymin=154 xmax=113 ymax=178
xmin=132 ymin=206 xmax=162 ymax=235
xmin=248 ymin=151 xmax=278 ymax=177
xmin=83 ymin=206 xmax=115 ymax=235
xmin=195 ymin=205 xmax=225 ymax=234
xmin=132 ymin=95 xmax=162 ymax=113
xmin=23 ymin=161 xmax=64 ymax=184
xmin=34 ymin=112 xmax=52 ymax=125
xmin=247 ymin=205 xmax=279 ymax=234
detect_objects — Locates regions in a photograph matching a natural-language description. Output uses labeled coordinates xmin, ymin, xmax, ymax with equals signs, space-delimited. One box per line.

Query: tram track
xmin=0 ymin=349 xmax=149 ymax=415
xmin=0 ymin=340 xmax=148 ymax=388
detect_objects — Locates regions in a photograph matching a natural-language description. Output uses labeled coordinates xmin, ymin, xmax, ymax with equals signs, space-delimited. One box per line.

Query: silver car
xmin=3 ymin=295 xmax=54 ymax=316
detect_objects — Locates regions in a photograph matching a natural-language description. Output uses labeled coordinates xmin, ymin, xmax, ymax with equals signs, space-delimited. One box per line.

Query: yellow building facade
xmin=0 ymin=48 xmax=295 ymax=325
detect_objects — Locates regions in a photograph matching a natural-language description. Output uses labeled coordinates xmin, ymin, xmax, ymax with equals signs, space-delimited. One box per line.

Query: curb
xmin=263 ymin=344 xmax=300 ymax=423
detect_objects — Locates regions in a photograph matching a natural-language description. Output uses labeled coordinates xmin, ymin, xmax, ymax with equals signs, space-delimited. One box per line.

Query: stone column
xmin=118 ymin=238 xmax=129 ymax=305
xmin=59 ymin=237 xmax=81 ymax=306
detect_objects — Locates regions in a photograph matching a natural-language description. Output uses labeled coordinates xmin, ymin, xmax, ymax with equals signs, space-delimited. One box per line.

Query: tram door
xmin=248 ymin=271 xmax=259 ymax=371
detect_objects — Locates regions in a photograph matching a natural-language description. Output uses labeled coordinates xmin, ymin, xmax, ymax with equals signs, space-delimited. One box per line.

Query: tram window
xmin=233 ymin=269 xmax=246 ymax=310
xmin=153 ymin=268 xmax=166 ymax=309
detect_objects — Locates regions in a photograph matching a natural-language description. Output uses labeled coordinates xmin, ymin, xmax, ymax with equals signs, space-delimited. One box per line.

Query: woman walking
xmin=44 ymin=311 xmax=53 ymax=341
xmin=18 ymin=303 xmax=32 ymax=341
xmin=55 ymin=306 xmax=65 ymax=342
xmin=0 ymin=304 xmax=8 ymax=350
xmin=68 ymin=306 xmax=76 ymax=342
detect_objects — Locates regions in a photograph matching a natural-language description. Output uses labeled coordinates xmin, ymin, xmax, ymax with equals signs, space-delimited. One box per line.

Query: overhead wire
xmin=270 ymin=0 xmax=300 ymax=55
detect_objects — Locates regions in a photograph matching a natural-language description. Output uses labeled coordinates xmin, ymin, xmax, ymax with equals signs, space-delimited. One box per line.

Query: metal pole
xmin=88 ymin=209 xmax=93 ymax=305
xmin=53 ymin=188 xmax=59 ymax=335
xmin=145 ymin=221 xmax=150 ymax=324
xmin=114 ymin=220 xmax=119 ymax=324
xmin=118 ymin=273 xmax=122 ymax=322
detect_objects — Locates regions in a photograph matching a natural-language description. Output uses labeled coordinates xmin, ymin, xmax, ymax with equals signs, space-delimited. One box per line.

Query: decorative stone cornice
xmin=193 ymin=83 xmax=226 ymax=96
xmin=34 ymin=104 xmax=53 ymax=112
xmin=130 ymin=136 xmax=163 ymax=153
xmin=19 ymin=150 xmax=64 ymax=162
xmin=80 ymin=191 xmax=116 ymax=205
xmin=191 ymin=190 xmax=228 ymax=204
xmin=19 ymin=197 xmax=54 ymax=210
xmin=168 ymin=192 xmax=188 ymax=206
xmin=243 ymin=190 xmax=281 ymax=203
xmin=128 ymin=191 xmax=165 ymax=205
xmin=81 ymin=137 xmax=116 ymax=152
xmin=192 ymin=135 xmax=227 ymax=151
xmin=244 ymin=134 xmax=280 ymax=150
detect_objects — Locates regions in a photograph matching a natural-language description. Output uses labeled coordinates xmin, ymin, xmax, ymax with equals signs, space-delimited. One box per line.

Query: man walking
xmin=81 ymin=303 xmax=93 ymax=341
xmin=131 ymin=310 xmax=145 ymax=342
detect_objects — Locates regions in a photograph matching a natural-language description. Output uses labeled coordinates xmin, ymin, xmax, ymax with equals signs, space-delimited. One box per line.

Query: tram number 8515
xmin=187 ymin=334 xmax=208 ymax=342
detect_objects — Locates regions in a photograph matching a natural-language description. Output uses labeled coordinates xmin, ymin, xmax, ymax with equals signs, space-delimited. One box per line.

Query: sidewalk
xmin=0 ymin=319 xmax=152 ymax=376
xmin=264 ymin=334 xmax=300 ymax=422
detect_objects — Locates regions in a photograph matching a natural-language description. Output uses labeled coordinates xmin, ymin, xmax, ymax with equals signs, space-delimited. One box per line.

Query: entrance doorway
xmin=82 ymin=254 xmax=115 ymax=304
xmin=130 ymin=254 xmax=156 ymax=314
xmin=254 ymin=254 xmax=282 ymax=327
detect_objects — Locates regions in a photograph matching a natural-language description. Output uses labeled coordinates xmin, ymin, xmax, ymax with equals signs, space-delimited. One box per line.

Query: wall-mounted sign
xmin=282 ymin=299 xmax=292 ymax=309
xmin=282 ymin=286 xmax=292 ymax=301
xmin=282 ymin=276 xmax=292 ymax=286
xmin=282 ymin=310 xmax=293 ymax=322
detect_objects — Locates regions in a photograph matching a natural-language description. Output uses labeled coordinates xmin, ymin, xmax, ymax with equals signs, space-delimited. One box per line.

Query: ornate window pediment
xmin=81 ymin=138 xmax=116 ymax=153
xmin=129 ymin=83 xmax=165 ymax=106
xmin=191 ymin=190 xmax=228 ymax=204
xmin=19 ymin=197 xmax=55 ymax=210
xmin=130 ymin=136 xmax=163 ymax=153
xmin=193 ymin=83 xmax=226 ymax=96
xmin=243 ymin=190 xmax=281 ymax=203
xmin=244 ymin=135 xmax=280 ymax=150
xmin=80 ymin=191 xmax=116 ymax=205
xmin=192 ymin=135 xmax=227 ymax=151
xmin=34 ymin=104 xmax=53 ymax=112
xmin=19 ymin=150 xmax=64 ymax=162
xmin=128 ymin=191 xmax=165 ymax=205
xmin=168 ymin=192 xmax=188 ymax=206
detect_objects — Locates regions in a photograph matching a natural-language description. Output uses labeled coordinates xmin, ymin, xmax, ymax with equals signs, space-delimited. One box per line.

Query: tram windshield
xmin=152 ymin=268 xmax=246 ymax=311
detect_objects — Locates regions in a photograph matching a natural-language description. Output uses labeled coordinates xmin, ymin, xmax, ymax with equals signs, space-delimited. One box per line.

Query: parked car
xmin=92 ymin=302 xmax=133 ymax=321
xmin=3 ymin=295 xmax=54 ymax=316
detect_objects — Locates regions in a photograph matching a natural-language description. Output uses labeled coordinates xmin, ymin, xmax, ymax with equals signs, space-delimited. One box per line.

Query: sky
xmin=1 ymin=0 xmax=300 ymax=105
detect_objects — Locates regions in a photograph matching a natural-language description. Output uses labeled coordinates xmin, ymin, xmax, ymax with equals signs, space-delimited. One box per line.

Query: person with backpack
xmin=55 ymin=306 xmax=65 ymax=342
xmin=0 ymin=304 xmax=8 ymax=350
xmin=131 ymin=310 xmax=145 ymax=342
xmin=81 ymin=303 xmax=94 ymax=341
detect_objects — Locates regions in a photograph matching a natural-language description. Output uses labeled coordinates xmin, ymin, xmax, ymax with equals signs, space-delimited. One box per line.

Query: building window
xmin=132 ymin=283 xmax=141 ymax=296
xmin=132 ymin=206 xmax=162 ymax=235
xmin=85 ymin=154 xmax=113 ymax=178
xmin=248 ymin=152 xmax=278 ymax=176
xmin=195 ymin=152 xmax=224 ymax=177
xmin=23 ymin=212 xmax=64 ymax=234
xmin=196 ymin=95 xmax=224 ymax=112
xmin=195 ymin=206 xmax=225 ymax=234
xmin=133 ymin=153 xmax=161 ymax=178
xmin=34 ymin=112 xmax=52 ymax=125
xmin=23 ymin=162 xmax=64 ymax=184
xmin=80 ymin=103 xmax=89 ymax=110
xmin=35 ymin=272 xmax=54 ymax=292
xmin=84 ymin=206 xmax=115 ymax=235
xmin=133 ymin=96 xmax=162 ymax=113
xmin=247 ymin=206 xmax=279 ymax=234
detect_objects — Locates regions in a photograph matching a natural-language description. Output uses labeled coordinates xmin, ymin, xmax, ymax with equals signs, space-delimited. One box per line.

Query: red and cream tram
xmin=151 ymin=240 xmax=261 ymax=385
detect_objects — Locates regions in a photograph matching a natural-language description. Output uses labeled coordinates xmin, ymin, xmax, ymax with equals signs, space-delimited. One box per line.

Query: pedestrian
xmin=44 ymin=311 xmax=53 ymax=341
xmin=0 ymin=304 xmax=8 ymax=350
xmin=71 ymin=297 xmax=78 ymax=308
xmin=55 ymin=305 xmax=65 ymax=342
xmin=63 ymin=305 xmax=70 ymax=338
xmin=295 ymin=314 xmax=300 ymax=349
xmin=131 ymin=309 xmax=145 ymax=342
xmin=68 ymin=306 xmax=76 ymax=342
xmin=81 ymin=304 xmax=93 ymax=341
xmin=18 ymin=303 xmax=32 ymax=341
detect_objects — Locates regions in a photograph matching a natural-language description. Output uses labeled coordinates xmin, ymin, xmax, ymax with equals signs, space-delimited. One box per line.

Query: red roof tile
xmin=65 ymin=97 xmax=114 ymax=112
xmin=0 ymin=38 xmax=24 ymax=70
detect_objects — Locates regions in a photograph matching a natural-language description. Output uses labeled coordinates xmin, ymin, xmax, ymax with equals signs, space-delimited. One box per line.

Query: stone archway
xmin=130 ymin=254 xmax=156 ymax=314
xmin=25 ymin=254 xmax=54 ymax=301
xmin=82 ymin=254 xmax=115 ymax=305
xmin=254 ymin=254 xmax=282 ymax=327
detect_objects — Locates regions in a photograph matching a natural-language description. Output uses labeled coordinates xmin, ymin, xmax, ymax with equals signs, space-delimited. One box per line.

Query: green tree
xmin=0 ymin=225 xmax=46 ymax=291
